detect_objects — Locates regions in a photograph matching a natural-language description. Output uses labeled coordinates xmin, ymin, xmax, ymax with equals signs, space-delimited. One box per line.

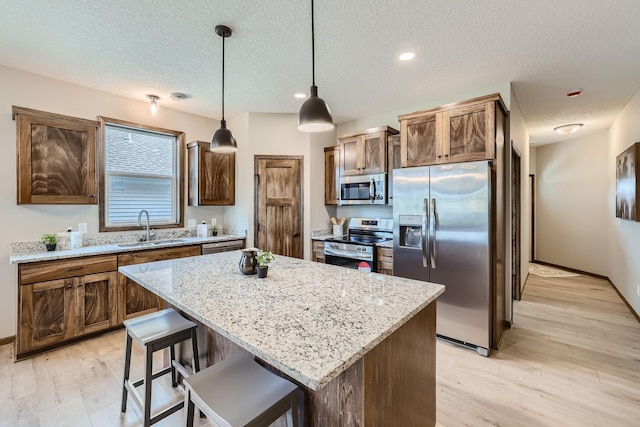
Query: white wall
xmin=535 ymin=130 xmax=609 ymax=275
xmin=607 ymin=88 xmax=640 ymax=315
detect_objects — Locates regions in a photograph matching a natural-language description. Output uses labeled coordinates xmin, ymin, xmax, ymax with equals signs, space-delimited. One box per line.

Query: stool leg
xmin=143 ymin=346 xmax=153 ymax=427
xmin=121 ymin=333 xmax=133 ymax=413
xmin=295 ymin=388 xmax=305 ymax=427
xmin=190 ymin=329 xmax=200 ymax=373
xmin=170 ymin=345 xmax=177 ymax=387
xmin=185 ymin=388 xmax=195 ymax=427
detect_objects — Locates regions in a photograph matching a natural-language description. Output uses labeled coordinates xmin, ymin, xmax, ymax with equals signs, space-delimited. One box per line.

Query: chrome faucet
xmin=137 ymin=210 xmax=155 ymax=241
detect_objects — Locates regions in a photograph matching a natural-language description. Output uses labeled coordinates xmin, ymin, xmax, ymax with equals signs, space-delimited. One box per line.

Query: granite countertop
xmin=119 ymin=251 xmax=444 ymax=390
xmin=9 ymin=235 xmax=245 ymax=264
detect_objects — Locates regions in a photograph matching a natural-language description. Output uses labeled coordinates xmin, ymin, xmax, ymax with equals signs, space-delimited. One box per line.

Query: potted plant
xmin=256 ymin=250 xmax=275 ymax=278
xmin=41 ymin=233 xmax=58 ymax=251
xmin=212 ymin=224 xmax=220 ymax=236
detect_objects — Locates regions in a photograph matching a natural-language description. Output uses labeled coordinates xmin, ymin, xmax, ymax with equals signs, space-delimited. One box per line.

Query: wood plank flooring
xmin=1 ymin=271 xmax=638 ymax=426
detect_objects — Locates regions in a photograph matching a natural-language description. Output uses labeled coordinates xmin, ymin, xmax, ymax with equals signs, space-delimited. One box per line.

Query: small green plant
xmin=256 ymin=250 xmax=275 ymax=267
xmin=41 ymin=233 xmax=57 ymax=245
xmin=212 ymin=224 xmax=220 ymax=233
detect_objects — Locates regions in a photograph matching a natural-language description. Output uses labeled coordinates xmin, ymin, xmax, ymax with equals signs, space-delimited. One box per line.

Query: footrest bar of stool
xmin=124 ymin=381 xmax=145 ymax=414
xmin=149 ymin=401 xmax=184 ymax=425
xmin=171 ymin=359 xmax=192 ymax=380
xmin=130 ymin=366 xmax=173 ymax=388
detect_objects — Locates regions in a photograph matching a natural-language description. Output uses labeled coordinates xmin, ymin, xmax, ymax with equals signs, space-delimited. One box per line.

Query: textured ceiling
xmin=1 ymin=0 xmax=639 ymax=145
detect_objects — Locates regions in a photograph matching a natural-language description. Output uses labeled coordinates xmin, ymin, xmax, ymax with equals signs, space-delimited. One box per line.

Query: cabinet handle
xmin=66 ymin=284 xmax=72 ymax=289
xmin=437 ymin=155 xmax=442 ymax=159
xmin=91 ymin=194 xmax=96 ymax=198
xmin=65 ymin=266 xmax=84 ymax=272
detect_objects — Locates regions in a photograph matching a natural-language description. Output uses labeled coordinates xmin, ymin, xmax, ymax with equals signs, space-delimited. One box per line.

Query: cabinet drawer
xmin=19 ymin=255 xmax=117 ymax=285
xmin=313 ymin=241 xmax=325 ymax=252
xmin=377 ymin=247 xmax=393 ymax=263
xmin=117 ymin=245 xmax=201 ymax=266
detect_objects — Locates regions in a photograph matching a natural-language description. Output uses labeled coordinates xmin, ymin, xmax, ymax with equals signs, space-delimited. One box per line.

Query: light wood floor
xmin=1 ymin=271 xmax=639 ymax=426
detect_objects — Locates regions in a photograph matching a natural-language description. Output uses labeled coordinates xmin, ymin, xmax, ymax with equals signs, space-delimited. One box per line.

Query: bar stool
xmin=184 ymin=352 xmax=304 ymax=427
xmin=121 ymin=308 xmax=200 ymax=427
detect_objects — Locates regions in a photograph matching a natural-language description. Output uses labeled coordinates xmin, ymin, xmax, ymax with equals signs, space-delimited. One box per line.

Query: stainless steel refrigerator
xmin=393 ymin=160 xmax=502 ymax=356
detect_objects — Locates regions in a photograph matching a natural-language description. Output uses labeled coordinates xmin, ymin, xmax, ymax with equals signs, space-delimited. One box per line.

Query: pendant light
xmin=298 ymin=0 xmax=334 ymax=132
xmin=211 ymin=25 xmax=238 ymax=153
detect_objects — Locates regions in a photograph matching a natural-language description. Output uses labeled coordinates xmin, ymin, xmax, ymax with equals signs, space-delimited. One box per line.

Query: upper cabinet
xmin=187 ymin=141 xmax=235 ymax=206
xmin=398 ymin=94 xmax=506 ymax=167
xmin=13 ymin=106 xmax=99 ymax=204
xmin=324 ymin=146 xmax=340 ymax=205
xmin=338 ymin=126 xmax=398 ymax=176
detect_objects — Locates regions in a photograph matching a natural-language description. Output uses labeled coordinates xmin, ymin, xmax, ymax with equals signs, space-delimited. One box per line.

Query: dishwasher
xmin=201 ymin=240 xmax=244 ymax=254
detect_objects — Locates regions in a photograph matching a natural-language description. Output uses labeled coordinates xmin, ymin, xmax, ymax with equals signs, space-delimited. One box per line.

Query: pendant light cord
xmin=311 ymin=0 xmax=315 ymax=86
xmin=221 ymin=34 xmax=225 ymax=121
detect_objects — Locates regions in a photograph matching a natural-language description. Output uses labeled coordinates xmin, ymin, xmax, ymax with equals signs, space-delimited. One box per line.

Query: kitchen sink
xmin=118 ymin=239 xmax=186 ymax=248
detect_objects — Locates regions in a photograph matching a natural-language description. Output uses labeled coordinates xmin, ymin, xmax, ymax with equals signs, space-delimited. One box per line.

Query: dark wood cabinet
xmin=117 ymin=245 xmax=201 ymax=323
xmin=324 ymin=146 xmax=340 ymax=205
xmin=398 ymin=94 xmax=506 ymax=167
xmin=17 ymin=255 xmax=118 ymax=358
xmin=13 ymin=106 xmax=99 ymax=204
xmin=187 ymin=141 xmax=235 ymax=206
xmin=387 ymin=134 xmax=401 ymax=205
xmin=338 ymin=126 xmax=398 ymax=176
xmin=376 ymin=247 xmax=393 ymax=275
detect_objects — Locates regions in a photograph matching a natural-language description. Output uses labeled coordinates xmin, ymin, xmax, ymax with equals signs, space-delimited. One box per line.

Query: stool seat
xmin=184 ymin=352 xmax=303 ymax=427
xmin=124 ymin=308 xmax=197 ymax=346
xmin=121 ymin=308 xmax=200 ymax=427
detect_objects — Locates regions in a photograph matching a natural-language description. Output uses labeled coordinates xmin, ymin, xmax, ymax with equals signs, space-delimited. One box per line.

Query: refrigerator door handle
xmin=422 ymin=198 xmax=429 ymax=268
xmin=430 ymin=197 xmax=437 ymax=268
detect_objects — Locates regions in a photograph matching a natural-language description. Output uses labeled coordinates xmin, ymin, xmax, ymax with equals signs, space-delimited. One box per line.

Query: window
xmin=99 ymin=117 xmax=184 ymax=231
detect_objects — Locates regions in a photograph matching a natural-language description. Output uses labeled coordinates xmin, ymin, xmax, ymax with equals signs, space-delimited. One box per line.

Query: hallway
xmin=436 ymin=268 xmax=640 ymax=426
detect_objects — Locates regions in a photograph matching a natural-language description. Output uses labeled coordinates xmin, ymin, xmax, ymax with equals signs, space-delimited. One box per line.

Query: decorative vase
xmin=239 ymin=248 xmax=257 ymax=275
xmin=257 ymin=265 xmax=268 ymax=278
xmin=45 ymin=243 xmax=56 ymax=251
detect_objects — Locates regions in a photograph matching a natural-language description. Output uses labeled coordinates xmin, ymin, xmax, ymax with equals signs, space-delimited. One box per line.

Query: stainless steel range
xmin=324 ymin=218 xmax=393 ymax=272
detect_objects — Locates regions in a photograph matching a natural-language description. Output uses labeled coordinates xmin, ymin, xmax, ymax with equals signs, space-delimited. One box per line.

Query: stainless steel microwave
xmin=339 ymin=173 xmax=386 ymax=205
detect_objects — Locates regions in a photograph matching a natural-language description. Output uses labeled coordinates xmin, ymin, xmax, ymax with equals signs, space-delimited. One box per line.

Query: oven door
xmin=324 ymin=245 xmax=376 ymax=272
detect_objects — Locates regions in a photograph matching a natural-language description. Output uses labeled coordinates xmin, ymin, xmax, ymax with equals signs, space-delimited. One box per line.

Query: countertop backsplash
xmin=10 ymin=227 xmax=242 ymax=255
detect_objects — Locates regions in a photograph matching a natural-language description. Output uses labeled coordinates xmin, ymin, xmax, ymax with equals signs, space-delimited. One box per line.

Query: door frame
xmin=529 ymin=174 xmax=535 ymax=262
xmin=511 ymin=145 xmax=522 ymax=301
xmin=253 ymin=155 xmax=304 ymax=259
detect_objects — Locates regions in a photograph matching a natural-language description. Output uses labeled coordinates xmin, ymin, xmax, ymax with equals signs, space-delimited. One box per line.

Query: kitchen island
xmin=119 ymin=250 xmax=444 ymax=426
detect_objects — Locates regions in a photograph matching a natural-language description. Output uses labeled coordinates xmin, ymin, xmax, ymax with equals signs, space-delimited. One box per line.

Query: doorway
xmin=254 ymin=155 xmax=304 ymax=259
xmin=511 ymin=145 xmax=522 ymax=301
xmin=529 ymin=174 xmax=535 ymax=262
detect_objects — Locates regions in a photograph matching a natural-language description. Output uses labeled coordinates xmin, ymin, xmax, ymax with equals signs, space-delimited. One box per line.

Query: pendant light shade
xmin=298 ymin=0 xmax=334 ymax=132
xmin=211 ymin=25 xmax=238 ymax=153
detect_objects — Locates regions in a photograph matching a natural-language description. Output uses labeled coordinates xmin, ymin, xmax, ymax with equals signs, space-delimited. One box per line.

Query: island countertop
xmin=118 ymin=250 xmax=444 ymax=390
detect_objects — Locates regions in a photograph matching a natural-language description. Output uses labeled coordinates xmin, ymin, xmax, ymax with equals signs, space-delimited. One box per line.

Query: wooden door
xmin=442 ymin=101 xmax=495 ymax=163
xmin=401 ymin=112 xmax=441 ymax=167
xmin=324 ymin=146 xmax=340 ymax=205
xmin=255 ymin=156 xmax=303 ymax=259
xmin=340 ymin=136 xmax=361 ymax=176
xmin=18 ymin=278 xmax=75 ymax=354
xmin=76 ymin=271 xmax=118 ymax=335
xmin=361 ymin=132 xmax=386 ymax=174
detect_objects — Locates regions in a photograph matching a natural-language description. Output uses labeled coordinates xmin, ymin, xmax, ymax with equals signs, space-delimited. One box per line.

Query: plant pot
xmin=257 ymin=265 xmax=268 ymax=278
xmin=212 ymin=231 xmax=218 ymax=236
xmin=45 ymin=243 xmax=57 ymax=251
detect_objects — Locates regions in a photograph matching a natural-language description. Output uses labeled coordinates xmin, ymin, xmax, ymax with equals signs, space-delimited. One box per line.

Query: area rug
xmin=528 ymin=263 xmax=580 ymax=278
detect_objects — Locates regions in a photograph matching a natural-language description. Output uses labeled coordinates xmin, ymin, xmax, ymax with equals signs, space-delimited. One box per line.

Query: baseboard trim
xmin=0 ymin=335 xmax=15 ymax=346
xmin=530 ymin=260 xmax=639 ymax=324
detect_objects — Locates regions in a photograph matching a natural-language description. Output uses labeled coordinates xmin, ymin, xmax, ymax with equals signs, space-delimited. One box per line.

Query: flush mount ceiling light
xmin=210 ymin=24 xmax=238 ymax=153
xmin=399 ymin=52 xmax=416 ymax=61
xmin=147 ymin=95 xmax=159 ymax=116
xmin=294 ymin=92 xmax=307 ymax=99
xmin=553 ymin=123 xmax=583 ymax=134
xmin=298 ymin=0 xmax=334 ymax=132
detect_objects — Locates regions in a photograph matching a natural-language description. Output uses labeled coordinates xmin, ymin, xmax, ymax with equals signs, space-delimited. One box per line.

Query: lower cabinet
xmin=312 ymin=241 xmax=325 ymax=263
xmin=117 ymin=245 xmax=202 ymax=323
xmin=377 ymin=247 xmax=393 ymax=275
xmin=17 ymin=255 xmax=118 ymax=358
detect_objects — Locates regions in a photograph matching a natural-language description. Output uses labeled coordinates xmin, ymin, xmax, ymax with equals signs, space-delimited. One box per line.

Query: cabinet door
xmin=14 ymin=107 xmax=98 ymax=204
xmin=117 ymin=246 xmax=201 ymax=323
xmin=340 ymin=136 xmax=361 ymax=176
xmin=200 ymin=148 xmax=235 ymax=205
xmin=401 ymin=113 xmax=441 ymax=167
xmin=324 ymin=146 xmax=340 ymax=205
xmin=442 ymin=101 xmax=495 ymax=163
xmin=361 ymin=132 xmax=386 ymax=174
xmin=18 ymin=278 xmax=74 ymax=354
xmin=376 ymin=247 xmax=393 ymax=275
xmin=76 ymin=272 xmax=118 ymax=335
xmin=312 ymin=241 xmax=325 ymax=263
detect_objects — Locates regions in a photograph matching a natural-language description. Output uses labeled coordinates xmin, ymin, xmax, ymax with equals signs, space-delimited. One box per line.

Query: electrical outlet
xmin=187 ymin=219 xmax=196 ymax=228
xmin=77 ymin=222 xmax=87 ymax=233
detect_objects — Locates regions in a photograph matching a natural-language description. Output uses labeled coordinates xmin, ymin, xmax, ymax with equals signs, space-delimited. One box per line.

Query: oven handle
xmin=324 ymin=248 xmax=374 ymax=261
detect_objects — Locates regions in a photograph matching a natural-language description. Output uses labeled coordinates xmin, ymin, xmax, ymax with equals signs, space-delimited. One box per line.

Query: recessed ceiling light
xmin=294 ymin=92 xmax=307 ymax=99
xmin=553 ymin=123 xmax=583 ymax=134
xmin=399 ymin=52 xmax=416 ymax=61
xmin=170 ymin=92 xmax=189 ymax=101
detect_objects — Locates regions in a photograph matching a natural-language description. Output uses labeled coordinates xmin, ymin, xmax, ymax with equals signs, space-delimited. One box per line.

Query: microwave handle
xmin=369 ymin=177 xmax=375 ymax=203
